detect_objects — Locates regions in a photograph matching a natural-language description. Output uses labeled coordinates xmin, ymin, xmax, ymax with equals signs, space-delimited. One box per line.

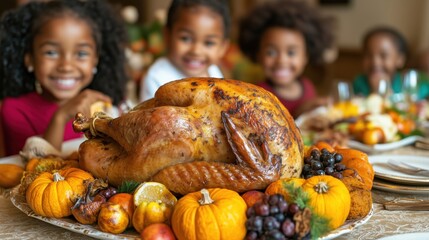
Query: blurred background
xmin=2 ymin=0 xmax=429 ymax=96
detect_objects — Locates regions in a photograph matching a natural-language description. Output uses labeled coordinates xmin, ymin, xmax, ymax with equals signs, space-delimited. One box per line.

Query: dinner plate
xmin=9 ymin=185 xmax=374 ymax=240
xmin=372 ymin=178 xmax=429 ymax=194
xmin=369 ymin=155 xmax=429 ymax=185
xmin=377 ymin=232 xmax=429 ymax=240
xmin=347 ymin=135 xmax=423 ymax=154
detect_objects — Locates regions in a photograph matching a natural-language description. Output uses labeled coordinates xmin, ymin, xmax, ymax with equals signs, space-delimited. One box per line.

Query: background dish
xmin=369 ymin=155 xmax=429 ymax=185
xmin=372 ymin=178 xmax=429 ymax=194
xmin=0 ymin=137 xmax=85 ymax=167
xmin=9 ymin=186 xmax=373 ymax=240
xmin=348 ymin=136 xmax=423 ymax=154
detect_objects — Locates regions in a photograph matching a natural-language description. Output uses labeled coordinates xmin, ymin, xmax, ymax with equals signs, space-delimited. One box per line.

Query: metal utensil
xmin=387 ymin=159 xmax=429 ymax=177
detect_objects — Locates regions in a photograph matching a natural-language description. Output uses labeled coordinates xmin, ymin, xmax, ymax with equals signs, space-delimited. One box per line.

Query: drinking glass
xmin=402 ymin=69 xmax=419 ymax=103
xmin=332 ymin=80 xmax=353 ymax=103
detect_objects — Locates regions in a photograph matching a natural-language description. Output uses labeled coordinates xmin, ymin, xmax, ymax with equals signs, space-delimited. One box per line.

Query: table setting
xmin=1 ymin=78 xmax=429 ymax=240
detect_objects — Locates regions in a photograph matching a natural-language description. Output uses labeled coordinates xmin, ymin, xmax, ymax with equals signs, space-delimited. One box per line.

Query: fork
xmin=387 ymin=159 xmax=429 ymax=176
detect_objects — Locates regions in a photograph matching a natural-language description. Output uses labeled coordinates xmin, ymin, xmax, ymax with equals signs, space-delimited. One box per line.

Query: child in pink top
xmin=0 ymin=0 xmax=128 ymax=156
xmin=238 ymin=0 xmax=335 ymax=118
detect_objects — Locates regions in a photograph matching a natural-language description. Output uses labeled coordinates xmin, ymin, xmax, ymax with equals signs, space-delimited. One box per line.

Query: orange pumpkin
xmin=26 ymin=167 xmax=94 ymax=218
xmin=0 ymin=164 xmax=24 ymax=189
xmin=302 ymin=176 xmax=351 ymax=229
xmin=171 ymin=188 xmax=246 ymax=240
xmin=335 ymin=148 xmax=374 ymax=190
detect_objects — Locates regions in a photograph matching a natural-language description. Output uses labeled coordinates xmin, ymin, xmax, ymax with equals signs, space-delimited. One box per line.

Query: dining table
xmin=1 ymin=145 xmax=429 ymax=240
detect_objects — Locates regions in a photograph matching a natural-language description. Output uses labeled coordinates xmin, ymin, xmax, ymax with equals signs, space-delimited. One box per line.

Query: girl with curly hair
xmin=0 ymin=0 xmax=128 ymax=156
xmin=238 ymin=0 xmax=335 ymax=118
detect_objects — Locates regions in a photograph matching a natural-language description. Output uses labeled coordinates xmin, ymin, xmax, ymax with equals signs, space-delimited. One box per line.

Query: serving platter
xmin=369 ymin=155 xmax=429 ymax=185
xmin=9 ymin=184 xmax=373 ymax=240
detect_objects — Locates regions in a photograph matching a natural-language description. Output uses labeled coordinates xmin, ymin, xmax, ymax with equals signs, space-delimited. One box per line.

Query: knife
xmin=384 ymin=199 xmax=429 ymax=211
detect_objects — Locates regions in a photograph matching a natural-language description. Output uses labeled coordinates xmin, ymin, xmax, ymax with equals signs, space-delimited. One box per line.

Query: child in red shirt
xmin=0 ymin=0 xmax=128 ymax=156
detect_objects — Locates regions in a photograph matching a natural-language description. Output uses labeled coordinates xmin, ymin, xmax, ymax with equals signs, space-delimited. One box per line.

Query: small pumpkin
xmin=26 ymin=167 xmax=94 ymax=218
xmin=301 ymin=175 xmax=351 ymax=229
xmin=171 ymin=188 xmax=247 ymax=240
xmin=0 ymin=164 xmax=24 ymax=188
xmin=335 ymin=147 xmax=374 ymax=190
xmin=265 ymin=178 xmax=305 ymax=203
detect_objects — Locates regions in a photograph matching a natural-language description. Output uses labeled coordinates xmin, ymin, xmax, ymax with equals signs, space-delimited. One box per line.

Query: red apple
xmin=140 ymin=223 xmax=176 ymax=240
xmin=241 ymin=190 xmax=267 ymax=208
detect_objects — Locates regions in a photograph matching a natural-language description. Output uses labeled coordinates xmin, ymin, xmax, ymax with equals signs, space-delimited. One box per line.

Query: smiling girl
xmin=0 ymin=0 xmax=128 ymax=156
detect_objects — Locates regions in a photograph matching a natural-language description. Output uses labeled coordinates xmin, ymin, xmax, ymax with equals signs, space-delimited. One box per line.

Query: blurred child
xmin=238 ymin=0 xmax=334 ymax=118
xmin=353 ymin=26 xmax=429 ymax=100
xmin=139 ymin=0 xmax=230 ymax=102
xmin=0 ymin=0 xmax=128 ymax=156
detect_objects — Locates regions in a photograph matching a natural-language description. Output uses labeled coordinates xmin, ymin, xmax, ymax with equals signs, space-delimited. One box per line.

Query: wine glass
xmin=402 ymin=69 xmax=420 ymax=117
xmin=402 ymin=69 xmax=419 ymax=103
xmin=332 ymin=80 xmax=353 ymax=103
xmin=374 ymin=78 xmax=392 ymax=107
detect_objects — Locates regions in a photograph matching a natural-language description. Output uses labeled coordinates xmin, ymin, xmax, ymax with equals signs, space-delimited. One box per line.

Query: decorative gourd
xmin=26 ymin=167 xmax=94 ymax=218
xmin=132 ymin=201 xmax=172 ymax=233
xmin=301 ymin=175 xmax=351 ymax=229
xmin=171 ymin=188 xmax=247 ymax=240
xmin=341 ymin=176 xmax=372 ymax=219
xmin=265 ymin=178 xmax=305 ymax=203
xmin=0 ymin=164 xmax=24 ymax=188
xmin=335 ymin=148 xmax=374 ymax=190
xmin=25 ymin=157 xmax=79 ymax=172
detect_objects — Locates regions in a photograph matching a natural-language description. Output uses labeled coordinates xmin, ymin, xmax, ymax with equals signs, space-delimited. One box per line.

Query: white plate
xmin=9 ymin=184 xmax=373 ymax=240
xmin=0 ymin=137 xmax=85 ymax=167
xmin=369 ymin=155 xmax=429 ymax=185
xmin=347 ymin=135 xmax=423 ymax=154
xmin=372 ymin=178 xmax=429 ymax=194
xmin=378 ymin=232 xmax=429 ymax=240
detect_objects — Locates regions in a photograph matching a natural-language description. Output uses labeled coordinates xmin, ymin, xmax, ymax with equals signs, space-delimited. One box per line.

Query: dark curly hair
xmin=238 ymin=0 xmax=335 ymax=65
xmin=362 ymin=26 xmax=408 ymax=59
xmin=166 ymin=0 xmax=231 ymax=38
xmin=0 ymin=0 xmax=128 ymax=105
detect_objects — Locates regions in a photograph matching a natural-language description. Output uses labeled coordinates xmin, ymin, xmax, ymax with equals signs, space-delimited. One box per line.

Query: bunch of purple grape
xmin=301 ymin=148 xmax=346 ymax=179
xmin=245 ymin=194 xmax=310 ymax=240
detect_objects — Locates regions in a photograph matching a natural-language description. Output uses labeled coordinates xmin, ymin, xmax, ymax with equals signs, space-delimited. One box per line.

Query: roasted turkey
xmin=73 ymin=78 xmax=304 ymax=195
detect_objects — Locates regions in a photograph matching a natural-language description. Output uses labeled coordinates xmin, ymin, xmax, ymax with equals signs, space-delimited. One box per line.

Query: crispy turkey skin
xmin=73 ymin=78 xmax=304 ymax=195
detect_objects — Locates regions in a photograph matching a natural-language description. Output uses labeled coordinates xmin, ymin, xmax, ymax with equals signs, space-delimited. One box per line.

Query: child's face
xmin=257 ymin=27 xmax=308 ymax=87
xmin=25 ymin=16 xmax=98 ymax=103
xmin=363 ymin=33 xmax=404 ymax=82
xmin=165 ymin=6 xmax=229 ymax=77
